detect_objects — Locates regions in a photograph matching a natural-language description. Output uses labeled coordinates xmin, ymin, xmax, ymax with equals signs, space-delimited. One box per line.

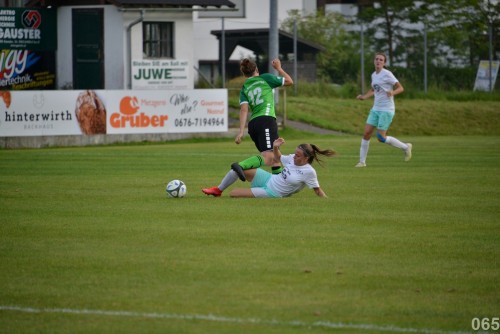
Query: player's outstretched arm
xmin=314 ymin=187 xmax=327 ymax=198
xmin=271 ymin=59 xmax=293 ymax=86
xmin=272 ymin=137 xmax=284 ymax=163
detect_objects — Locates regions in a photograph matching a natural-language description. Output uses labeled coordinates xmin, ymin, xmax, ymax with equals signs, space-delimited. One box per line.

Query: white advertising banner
xmin=473 ymin=60 xmax=499 ymax=92
xmin=0 ymin=90 xmax=83 ymax=137
xmin=0 ymin=89 xmax=228 ymax=137
xmin=105 ymin=89 xmax=227 ymax=134
xmin=132 ymin=59 xmax=191 ymax=90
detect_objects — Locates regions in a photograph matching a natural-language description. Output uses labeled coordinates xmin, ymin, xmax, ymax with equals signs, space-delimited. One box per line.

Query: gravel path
xmin=228 ymin=108 xmax=344 ymax=136
xmin=278 ymin=117 xmax=345 ymax=135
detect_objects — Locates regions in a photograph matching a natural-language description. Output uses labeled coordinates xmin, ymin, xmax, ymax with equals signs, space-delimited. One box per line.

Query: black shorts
xmin=248 ymin=116 xmax=279 ymax=152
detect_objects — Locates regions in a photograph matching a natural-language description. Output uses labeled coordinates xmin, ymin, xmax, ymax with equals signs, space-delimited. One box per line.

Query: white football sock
xmin=218 ymin=170 xmax=239 ymax=191
xmin=360 ymin=139 xmax=370 ymax=163
xmin=385 ymin=136 xmax=408 ymax=150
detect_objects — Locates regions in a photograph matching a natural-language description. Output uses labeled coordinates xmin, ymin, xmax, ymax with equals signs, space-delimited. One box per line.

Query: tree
xmin=359 ymin=0 xmax=499 ymax=68
xmin=460 ymin=0 xmax=499 ymax=65
xmin=281 ymin=9 xmax=359 ymax=84
xmin=357 ymin=0 xmax=415 ymax=66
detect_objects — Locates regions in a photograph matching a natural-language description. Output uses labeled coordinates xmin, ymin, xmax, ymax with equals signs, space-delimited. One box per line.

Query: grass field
xmin=285 ymin=97 xmax=500 ymax=136
xmin=1 ymin=134 xmax=499 ymax=333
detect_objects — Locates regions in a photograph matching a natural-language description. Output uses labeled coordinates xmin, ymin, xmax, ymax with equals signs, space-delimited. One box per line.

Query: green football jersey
xmin=239 ymin=73 xmax=284 ymax=121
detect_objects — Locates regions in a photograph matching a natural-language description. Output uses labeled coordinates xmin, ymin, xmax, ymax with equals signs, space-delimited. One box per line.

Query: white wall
xmin=57 ymin=2 xmax=311 ymax=89
xmin=125 ymin=10 xmax=194 ymax=89
xmin=193 ymin=0 xmax=315 ymax=65
xmin=56 ymin=5 xmax=125 ymax=89
xmin=57 ymin=6 xmax=194 ymax=89
xmin=56 ymin=6 xmax=72 ymax=89
xmin=325 ymin=3 xmax=358 ymax=17
xmin=103 ymin=6 xmax=124 ymax=89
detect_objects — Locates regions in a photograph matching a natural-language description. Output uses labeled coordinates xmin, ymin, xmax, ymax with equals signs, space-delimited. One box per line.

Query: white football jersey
xmin=267 ymin=154 xmax=319 ymax=197
xmin=371 ymin=68 xmax=399 ymax=112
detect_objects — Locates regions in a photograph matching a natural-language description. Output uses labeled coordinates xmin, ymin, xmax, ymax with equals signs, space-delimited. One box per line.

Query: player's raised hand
xmin=271 ymin=58 xmax=282 ymax=70
xmin=273 ymin=137 xmax=285 ymax=147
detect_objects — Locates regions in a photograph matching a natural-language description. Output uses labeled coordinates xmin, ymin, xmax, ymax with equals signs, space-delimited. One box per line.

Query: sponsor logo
xmin=110 ymin=96 xmax=169 ymax=128
xmin=22 ymin=10 xmax=42 ymax=29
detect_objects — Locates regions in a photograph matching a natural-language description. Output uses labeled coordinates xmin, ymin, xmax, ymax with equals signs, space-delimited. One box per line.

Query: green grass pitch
xmin=0 ymin=135 xmax=499 ymax=333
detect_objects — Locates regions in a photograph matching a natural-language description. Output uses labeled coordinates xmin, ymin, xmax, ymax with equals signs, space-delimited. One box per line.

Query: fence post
xmin=282 ymin=88 xmax=287 ymax=129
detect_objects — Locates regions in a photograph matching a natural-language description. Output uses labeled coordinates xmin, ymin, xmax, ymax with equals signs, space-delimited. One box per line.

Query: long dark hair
xmin=298 ymin=143 xmax=337 ymax=166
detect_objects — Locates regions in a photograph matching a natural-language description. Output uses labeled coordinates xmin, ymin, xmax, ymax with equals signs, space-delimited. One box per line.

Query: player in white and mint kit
xmin=355 ymin=52 xmax=412 ymax=167
xmin=202 ymin=137 xmax=336 ymax=198
xmin=247 ymin=149 xmax=323 ymax=198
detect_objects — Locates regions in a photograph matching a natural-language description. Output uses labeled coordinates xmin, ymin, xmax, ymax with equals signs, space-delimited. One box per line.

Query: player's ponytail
xmin=299 ymin=143 xmax=337 ymax=166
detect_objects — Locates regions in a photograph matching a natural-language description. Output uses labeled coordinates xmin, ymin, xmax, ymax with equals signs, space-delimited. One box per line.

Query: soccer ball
xmin=166 ymin=179 xmax=187 ymax=198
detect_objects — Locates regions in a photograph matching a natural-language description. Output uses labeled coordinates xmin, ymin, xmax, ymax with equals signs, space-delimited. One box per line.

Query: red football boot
xmin=202 ymin=187 xmax=222 ymax=197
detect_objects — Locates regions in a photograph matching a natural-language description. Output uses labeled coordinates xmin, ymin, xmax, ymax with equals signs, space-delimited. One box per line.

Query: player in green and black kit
xmin=201 ymin=59 xmax=293 ymax=197
xmin=230 ymin=58 xmax=293 ymax=181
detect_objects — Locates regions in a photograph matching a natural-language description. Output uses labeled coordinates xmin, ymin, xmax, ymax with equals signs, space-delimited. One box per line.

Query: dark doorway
xmin=72 ymin=8 xmax=104 ymax=89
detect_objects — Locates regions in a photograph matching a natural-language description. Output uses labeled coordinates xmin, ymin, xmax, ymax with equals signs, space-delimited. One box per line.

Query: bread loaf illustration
xmin=0 ymin=91 xmax=11 ymax=108
xmin=75 ymin=90 xmax=106 ymax=134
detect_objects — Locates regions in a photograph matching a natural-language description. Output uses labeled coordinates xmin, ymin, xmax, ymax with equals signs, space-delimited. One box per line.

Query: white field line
xmin=0 ymin=305 xmax=471 ymax=334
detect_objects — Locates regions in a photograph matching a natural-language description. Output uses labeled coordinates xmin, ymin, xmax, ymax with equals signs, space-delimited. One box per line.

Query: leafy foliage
xmin=281 ymin=9 xmax=359 ymax=84
xmin=280 ymin=1 xmax=499 ymax=91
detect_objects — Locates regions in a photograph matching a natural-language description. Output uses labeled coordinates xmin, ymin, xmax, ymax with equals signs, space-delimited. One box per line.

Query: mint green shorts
xmin=251 ymin=169 xmax=279 ymax=198
xmin=366 ymin=109 xmax=395 ymax=131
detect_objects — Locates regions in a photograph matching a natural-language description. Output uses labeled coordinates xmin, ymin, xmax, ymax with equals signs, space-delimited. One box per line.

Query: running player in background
xmin=355 ymin=52 xmax=412 ymax=167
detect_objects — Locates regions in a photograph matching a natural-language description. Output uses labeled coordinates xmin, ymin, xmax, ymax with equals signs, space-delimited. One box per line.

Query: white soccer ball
xmin=166 ymin=179 xmax=187 ymax=198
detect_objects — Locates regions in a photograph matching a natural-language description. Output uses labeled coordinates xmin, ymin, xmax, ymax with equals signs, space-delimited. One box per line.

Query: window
xmin=143 ymin=22 xmax=174 ymax=58
xmin=0 ymin=0 xmax=23 ymax=6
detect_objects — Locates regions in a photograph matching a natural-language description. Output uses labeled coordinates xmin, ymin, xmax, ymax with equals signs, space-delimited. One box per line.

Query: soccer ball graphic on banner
xmin=166 ymin=180 xmax=187 ymax=198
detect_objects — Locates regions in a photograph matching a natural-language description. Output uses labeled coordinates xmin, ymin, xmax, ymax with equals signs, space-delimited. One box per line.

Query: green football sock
xmin=238 ymin=155 xmax=263 ymax=170
xmin=272 ymin=166 xmax=283 ymax=174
